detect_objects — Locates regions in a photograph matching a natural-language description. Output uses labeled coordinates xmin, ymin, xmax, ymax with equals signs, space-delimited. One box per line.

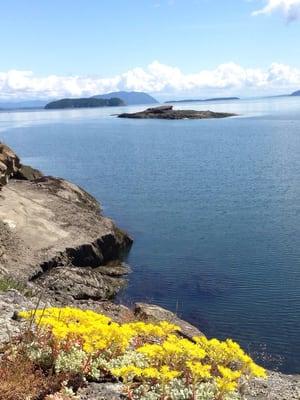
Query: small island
xmin=165 ymin=97 xmax=240 ymax=103
xmin=45 ymin=97 xmax=124 ymax=110
xmin=118 ymin=105 xmax=236 ymax=120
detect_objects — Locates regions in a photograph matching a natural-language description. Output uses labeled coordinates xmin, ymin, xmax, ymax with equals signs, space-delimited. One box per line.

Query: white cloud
xmin=0 ymin=61 xmax=300 ymax=100
xmin=253 ymin=0 xmax=300 ymax=21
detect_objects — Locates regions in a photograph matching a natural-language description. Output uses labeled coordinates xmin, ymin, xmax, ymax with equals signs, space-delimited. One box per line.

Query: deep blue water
xmin=1 ymin=97 xmax=300 ymax=373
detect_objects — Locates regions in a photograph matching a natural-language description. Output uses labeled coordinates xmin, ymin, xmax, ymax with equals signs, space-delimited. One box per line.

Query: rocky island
xmin=0 ymin=143 xmax=299 ymax=400
xmin=118 ymin=105 xmax=236 ymax=119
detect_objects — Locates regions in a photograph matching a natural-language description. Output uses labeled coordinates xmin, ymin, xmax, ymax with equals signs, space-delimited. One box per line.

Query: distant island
xmin=165 ymin=97 xmax=240 ymax=103
xmin=44 ymin=97 xmax=124 ymax=110
xmin=93 ymin=91 xmax=158 ymax=105
xmin=0 ymin=91 xmax=158 ymax=111
xmin=118 ymin=105 xmax=236 ymax=120
xmin=44 ymin=91 xmax=159 ymax=110
xmin=291 ymin=90 xmax=300 ymax=96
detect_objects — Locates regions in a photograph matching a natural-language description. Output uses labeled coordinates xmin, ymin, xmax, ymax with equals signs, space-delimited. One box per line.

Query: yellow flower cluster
xmin=194 ymin=337 xmax=266 ymax=378
xmin=19 ymin=307 xmax=267 ymax=399
xmin=138 ymin=334 xmax=207 ymax=366
xmin=19 ymin=307 xmax=179 ymax=356
xmin=111 ymin=365 xmax=180 ymax=383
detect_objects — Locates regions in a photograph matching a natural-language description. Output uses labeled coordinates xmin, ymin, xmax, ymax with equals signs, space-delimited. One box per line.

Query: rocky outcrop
xmin=0 ymin=143 xmax=133 ymax=302
xmin=118 ymin=105 xmax=236 ymax=120
xmin=12 ymin=164 xmax=43 ymax=181
xmin=0 ymin=143 xmax=43 ymax=189
xmin=247 ymin=372 xmax=300 ymax=399
xmin=134 ymin=302 xmax=204 ymax=340
xmin=0 ymin=143 xmax=21 ymax=188
xmin=0 ymin=175 xmax=132 ymax=301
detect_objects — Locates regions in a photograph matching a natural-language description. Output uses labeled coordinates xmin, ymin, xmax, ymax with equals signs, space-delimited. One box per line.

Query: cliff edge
xmin=0 ymin=143 xmax=132 ymax=302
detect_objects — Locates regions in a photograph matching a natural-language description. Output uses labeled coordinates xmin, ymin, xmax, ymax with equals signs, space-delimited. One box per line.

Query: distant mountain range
xmin=45 ymin=97 xmax=124 ymax=110
xmin=0 ymin=92 xmax=158 ymax=110
xmin=291 ymin=90 xmax=300 ymax=96
xmin=165 ymin=97 xmax=240 ymax=103
xmin=93 ymin=91 xmax=158 ymax=105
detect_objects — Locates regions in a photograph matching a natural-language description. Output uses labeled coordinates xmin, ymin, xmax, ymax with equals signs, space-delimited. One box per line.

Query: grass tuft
xmin=0 ymin=275 xmax=34 ymax=297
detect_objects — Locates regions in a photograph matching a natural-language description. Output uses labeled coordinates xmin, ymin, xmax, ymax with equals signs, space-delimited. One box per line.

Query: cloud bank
xmin=1 ymin=61 xmax=300 ymax=100
xmin=253 ymin=0 xmax=300 ymax=21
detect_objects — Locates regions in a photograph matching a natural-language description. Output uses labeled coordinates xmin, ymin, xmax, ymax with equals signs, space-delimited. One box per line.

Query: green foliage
xmin=0 ymin=276 xmax=33 ymax=296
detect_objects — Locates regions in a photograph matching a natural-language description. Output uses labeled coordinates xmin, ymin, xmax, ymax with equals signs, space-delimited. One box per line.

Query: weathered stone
xmin=134 ymin=302 xmax=204 ymax=340
xmin=0 ymin=290 xmax=50 ymax=343
xmin=0 ymin=176 xmax=132 ymax=301
xmin=247 ymin=371 xmax=300 ymax=399
xmin=33 ymin=176 xmax=101 ymax=213
xmin=78 ymin=382 xmax=124 ymax=400
xmin=0 ymin=143 xmax=21 ymax=188
xmin=73 ymin=301 xmax=134 ymax=324
xmin=36 ymin=266 xmax=127 ymax=301
xmin=99 ymin=261 xmax=131 ymax=277
xmin=118 ymin=105 xmax=236 ymax=120
xmin=12 ymin=164 xmax=43 ymax=181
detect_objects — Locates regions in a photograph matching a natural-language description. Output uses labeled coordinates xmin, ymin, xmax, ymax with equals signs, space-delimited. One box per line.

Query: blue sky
xmin=1 ymin=0 xmax=300 ymax=100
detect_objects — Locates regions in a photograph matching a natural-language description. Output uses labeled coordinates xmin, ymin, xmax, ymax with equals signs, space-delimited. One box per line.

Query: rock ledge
xmin=0 ymin=145 xmax=133 ymax=301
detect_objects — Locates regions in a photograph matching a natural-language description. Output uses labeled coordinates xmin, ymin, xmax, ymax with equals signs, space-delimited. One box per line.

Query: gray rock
xmin=134 ymin=302 xmax=204 ymax=340
xmin=118 ymin=105 xmax=236 ymax=120
xmin=72 ymin=301 xmax=134 ymax=324
xmin=0 ymin=143 xmax=21 ymax=188
xmin=0 ymin=142 xmax=43 ymax=188
xmin=0 ymin=290 xmax=50 ymax=343
xmin=12 ymin=164 xmax=43 ymax=181
xmin=99 ymin=261 xmax=131 ymax=277
xmin=247 ymin=371 xmax=300 ymax=399
xmin=0 ymin=176 xmax=132 ymax=300
xmin=36 ymin=266 xmax=127 ymax=301
xmin=78 ymin=382 xmax=124 ymax=400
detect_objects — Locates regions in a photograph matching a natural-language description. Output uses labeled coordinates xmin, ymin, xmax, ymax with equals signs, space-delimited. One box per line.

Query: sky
xmin=1 ymin=0 xmax=300 ymax=100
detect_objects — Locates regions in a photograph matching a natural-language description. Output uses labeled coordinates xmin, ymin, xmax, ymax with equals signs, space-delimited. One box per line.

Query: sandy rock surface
xmin=0 ymin=176 xmax=132 ymax=300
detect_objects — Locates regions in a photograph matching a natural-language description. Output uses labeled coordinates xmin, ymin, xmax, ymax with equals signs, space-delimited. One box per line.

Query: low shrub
xmin=12 ymin=307 xmax=267 ymax=400
xmin=0 ymin=353 xmax=68 ymax=400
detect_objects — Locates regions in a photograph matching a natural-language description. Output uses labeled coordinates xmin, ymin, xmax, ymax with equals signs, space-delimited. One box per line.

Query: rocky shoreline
xmin=0 ymin=143 xmax=299 ymax=399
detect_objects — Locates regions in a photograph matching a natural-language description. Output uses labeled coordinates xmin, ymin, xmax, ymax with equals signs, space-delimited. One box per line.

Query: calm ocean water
xmin=1 ymin=97 xmax=299 ymax=373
